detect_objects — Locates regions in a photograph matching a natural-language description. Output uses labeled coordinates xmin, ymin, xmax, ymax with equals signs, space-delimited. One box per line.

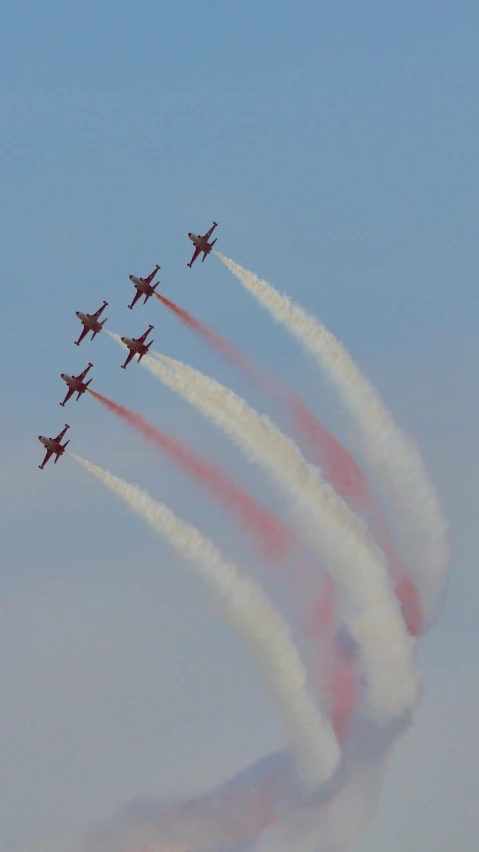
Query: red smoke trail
xmin=305 ymin=573 xmax=358 ymax=744
xmin=88 ymin=389 xmax=297 ymax=565
xmin=89 ymin=390 xmax=356 ymax=724
xmin=155 ymin=293 xmax=368 ymax=503
xmin=155 ymin=294 xmax=423 ymax=636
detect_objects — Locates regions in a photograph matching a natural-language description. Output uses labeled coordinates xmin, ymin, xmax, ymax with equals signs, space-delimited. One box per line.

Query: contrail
xmin=71 ymin=454 xmax=341 ymax=789
xmin=116 ymin=335 xmax=419 ymax=641
xmin=153 ymin=295 xmax=422 ymax=637
xmin=104 ymin=334 xmax=358 ymax=735
xmin=155 ymin=292 xmax=371 ymax=508
xmin=87 ymin=388 xmax=298 ymax=566
xmin=216 ymin=252 xmax=450 ymax=624
xmin=115 ymin=342 xmax=419 ymax=724
xmin=304 ymin=573 xmax=357 ymax=746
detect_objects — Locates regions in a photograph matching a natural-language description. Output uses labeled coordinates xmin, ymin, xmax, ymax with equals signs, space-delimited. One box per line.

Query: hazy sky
xmin=1 ymin=2 xmax=478 ymax=850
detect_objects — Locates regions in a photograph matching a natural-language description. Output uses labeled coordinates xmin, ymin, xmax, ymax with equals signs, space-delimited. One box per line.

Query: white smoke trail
xmin=216 ymin=253 xmax=450 ymax=624
xmin=71 ymin=453 xmax=340 ymax=788
xmin=104 ymin=332 xmax=419 ymax=725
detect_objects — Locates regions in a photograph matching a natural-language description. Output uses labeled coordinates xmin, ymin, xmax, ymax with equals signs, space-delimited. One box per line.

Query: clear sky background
xmin=1 ymin=2 xmax=478 ymax=850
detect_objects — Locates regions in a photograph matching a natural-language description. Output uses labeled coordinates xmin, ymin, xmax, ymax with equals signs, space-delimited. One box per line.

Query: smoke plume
xmin=216 ymin=253 xmax=450 ymax=624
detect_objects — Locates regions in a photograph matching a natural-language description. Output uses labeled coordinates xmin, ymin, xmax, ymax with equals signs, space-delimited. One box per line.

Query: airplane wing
xmin=187 ymin=246 xmax=201 ymax=267
xmin=93 ymin=302 xmax=107 ymax=318
xmin=55 ymin=425 xmax=69 ymax=441
xmin=202 ymin=223 xmax=217 ymax=241
xmin=77 ymin=364 xmax=92 ymax=382
xmin=128 ymin=289 xmax=142 ymax=310
xmin=75 ymin=326 xmax=89 ymax=346
xmin=39 ymin=449 xmax=53 ymax=469
xmin=121 ymin=350 xmax=135 ymax=369
xmin=144 ymin=266 xmax=159 ymax=285
xmin=60 ymin=387 xmax=74 ymax=407
xmin=138 ymin=327 xmax=152 ymax=343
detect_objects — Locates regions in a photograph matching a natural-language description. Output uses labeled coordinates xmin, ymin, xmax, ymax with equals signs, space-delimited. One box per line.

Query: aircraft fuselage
xmin=38 ymin=435 xmax=64 ymax=456
xmin=188 ymin=233 xmax=212 ymax=254
xmin=76 ymin=312 xmax=102 ymax=332
xmin=121 ymin=337 xmax=148 ymax=355
xmin=129 ymin=275 xmax=150 ymax=293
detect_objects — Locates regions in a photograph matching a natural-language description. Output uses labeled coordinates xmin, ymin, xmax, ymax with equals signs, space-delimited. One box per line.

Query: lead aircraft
xmin=187 ymin=221 xmax=218 ymax=267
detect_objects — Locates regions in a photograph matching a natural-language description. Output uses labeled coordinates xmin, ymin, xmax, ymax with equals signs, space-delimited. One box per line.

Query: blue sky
xmin=1 ymin=2 xmax=478 ymax=850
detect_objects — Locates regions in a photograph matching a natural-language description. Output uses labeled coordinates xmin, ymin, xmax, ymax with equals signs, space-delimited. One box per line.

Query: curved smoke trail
xmin=103 ymin=337 xmax=358 ymax=740
xmin=88 ymin=388 xmax=297 ymax=566
xmin=71 ymin=454 xmax=341 ymax=789
xmin=154 ymin=293 xmax=368 ymax=508
xmin=216 ymin=252 xmax=450 ymax=624
xmin=152 ymin=298 xmax=423 ymax=639
xmin=140 ymin=350 xmax=419 ymax=723
xmin=82 ymin=714 xmax=409 ymax=852
xmin=105 ymin=335 xmax=419 ymax=724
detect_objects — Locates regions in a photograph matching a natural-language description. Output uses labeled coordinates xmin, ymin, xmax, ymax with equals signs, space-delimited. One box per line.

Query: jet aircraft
xmin=38 ymin=424 xmax=70 ymax=470
xmin=75 ymin=301 xmax=108 ymax=346
xmin=60 ymin=362 xmax=94 ymax=407
xmin=187 ymin=221 xmax=218 ymax=267
xmin=128 ymin=265 xmax=161 ymax=310
xmin=120 ymin=324 xmax=154 ymax=369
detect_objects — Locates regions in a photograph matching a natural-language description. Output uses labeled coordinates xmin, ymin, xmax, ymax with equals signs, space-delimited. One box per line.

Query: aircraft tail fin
xmin=210 ymin=238 xmax=217 ymax=247
xmin=100 ymin=317 xmax=108 ymax=327
xmin=78 ymin=380 xmax=92 ymax=399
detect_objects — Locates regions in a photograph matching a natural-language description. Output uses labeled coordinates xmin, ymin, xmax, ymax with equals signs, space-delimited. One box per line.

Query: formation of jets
xmin=38 ymin=222 xmax=218 ymax=469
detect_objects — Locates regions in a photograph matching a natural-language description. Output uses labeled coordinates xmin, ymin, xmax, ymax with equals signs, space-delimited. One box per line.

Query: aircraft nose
xmin=61 ymin=373 xmax=66 ymax=379
xmin=75 ymin=311 xmax=80 ymax=317
xmin=188 ymin=232 xmax=192 ymax=238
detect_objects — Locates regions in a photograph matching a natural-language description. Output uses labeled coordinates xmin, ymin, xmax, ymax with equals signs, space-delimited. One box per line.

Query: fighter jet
xmin=128 ymin=265 xmax=161 ymax=310
xmin=38 ymin=424 xmax=70 ymax=470
xmin=120 ymin=324 xmax=154 ymax=369
xmin=75 ymin=301 xmax=108 ymax=346
xmin=60 ymin=362 xmax=94 ymax=407
xmin=187 ymin=221 xmax=218 ymax=267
